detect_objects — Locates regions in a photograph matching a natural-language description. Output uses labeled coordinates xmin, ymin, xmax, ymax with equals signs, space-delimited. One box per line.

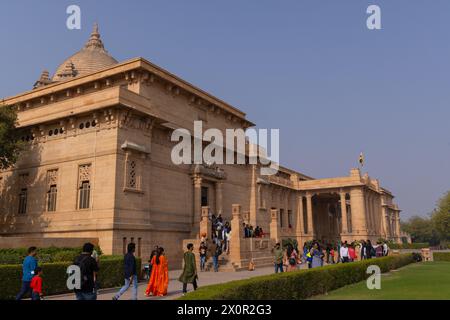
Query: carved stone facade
xmin=0 ymin=26 xmax=404 ymax=269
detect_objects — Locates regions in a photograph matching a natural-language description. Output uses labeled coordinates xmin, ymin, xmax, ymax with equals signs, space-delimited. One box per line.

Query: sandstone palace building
xmin=0 ymin=26 xmax=403 ymax=268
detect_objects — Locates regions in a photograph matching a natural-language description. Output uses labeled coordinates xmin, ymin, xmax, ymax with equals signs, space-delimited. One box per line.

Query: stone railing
xmin=268 ymin=175 xmax=294 ymax=188
xmin=192 ymin=164 xmax=227 ymax=180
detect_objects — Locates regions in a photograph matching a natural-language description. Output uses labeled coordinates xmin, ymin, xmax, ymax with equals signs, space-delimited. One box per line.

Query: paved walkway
xmin=46 ymin=265 xmax=303 ymax=300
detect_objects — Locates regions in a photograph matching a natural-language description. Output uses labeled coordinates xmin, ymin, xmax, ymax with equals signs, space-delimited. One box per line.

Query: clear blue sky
xmin=1 ymin=0 xmax=449 ymax=220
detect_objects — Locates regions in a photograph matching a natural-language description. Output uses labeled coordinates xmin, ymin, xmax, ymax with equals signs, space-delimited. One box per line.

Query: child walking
xmin=30 ymin=267 xmax=43 ymax=300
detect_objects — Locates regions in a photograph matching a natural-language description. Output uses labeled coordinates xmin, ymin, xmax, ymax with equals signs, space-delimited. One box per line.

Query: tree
xmin=400 ymin=215 xmax=439 ymax=245
xmin=0 ymin=105 xmax=23 ymax=169
xmin=431 ymin=191 xmax=450 ymax=243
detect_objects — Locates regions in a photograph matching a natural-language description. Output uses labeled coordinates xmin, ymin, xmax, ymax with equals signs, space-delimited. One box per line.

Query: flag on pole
xmin=359 ymin=152 xmax=365 ymax=167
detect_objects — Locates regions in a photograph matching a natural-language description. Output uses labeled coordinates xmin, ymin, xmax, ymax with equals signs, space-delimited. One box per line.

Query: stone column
xmin=296 ymin=195 xmax=305 ymax=235
xmin=389 ymin=212 xmax=394 ymax=238
xmin=385 ymin=212 xmax=391 ymax=238
xmin=340 ymin=191 xmax=348 ymax=234
xmin=367 ymin=193 xmax=372 ymax=233
xmin=193 ymin=176 xmax=202 ymax=226
xmin=215 ymin=181 xmax=223 ymax=216
xmin=270 ymin=208 xmax=280 ymax=242
xmin=395 ymin=211 xmax=401 ymax=242
xmin=380 ymin=206 xmax=388 ymax=239
xmin=370 ymin=195 xmax=375 ymax=233
xmin=376 ymin=195 xmax=386 ymax=238
xmin=349 ymin=188 xmax=367 ymax=238
xmin=230 ymin=204 xmax=243 ymax=266
xmin=306 ymin=193 xmax=314 ymax=236
xmin=373 ymin=196 xmax=378 ymax=233
xmin=200 ymin=206 xmax=211 ymax=240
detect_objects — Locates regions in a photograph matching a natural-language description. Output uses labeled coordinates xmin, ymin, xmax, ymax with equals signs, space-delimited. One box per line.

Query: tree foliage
xmin=432 ymin=191 xmax=450 ymax=242
xmin=401 ymin=190 xmax=450 ymax=246
xmin=400 ymin=215 xmax=439 ymax=245
xmin=0 ymin=105 xmax=22 ymax=170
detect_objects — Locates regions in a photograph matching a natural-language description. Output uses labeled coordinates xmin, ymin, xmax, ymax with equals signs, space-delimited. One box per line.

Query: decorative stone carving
xmin=78 ymin=164 xmax=91 ymax=187
xmin=33 ymin=70 xmax=52 ymax=89
xmin=46 ymin=169 xmax=58 ymax=188
xmin=118 ymin=111 xmax=154 ymax=134
xmin=126 ymin=160 xmax=137 ymax=189
xmin=192 ymin=164 xmax=226 ymax=180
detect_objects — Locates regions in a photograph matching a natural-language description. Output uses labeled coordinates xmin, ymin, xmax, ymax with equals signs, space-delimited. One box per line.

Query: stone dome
xmin=52 ymin=24 xmax=118 ymax=81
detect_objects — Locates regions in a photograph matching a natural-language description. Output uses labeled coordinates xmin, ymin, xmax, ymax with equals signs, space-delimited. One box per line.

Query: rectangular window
xmin=18 ymin=188 xmax=27 ymax=214
xmin=288 ymin=210 xmax=293 ymax=227
xmin=201 ymin=186 xmax=208 ymax=206
xmin=47 ymin=185 xmax=57 ymax=212
xmin=79 ymin=181 xmax=90 ymax=209
xmin=279 ymin=209 xmax=284 ymax=228
xmin=78 ymin=164 xmax=91 ymax=209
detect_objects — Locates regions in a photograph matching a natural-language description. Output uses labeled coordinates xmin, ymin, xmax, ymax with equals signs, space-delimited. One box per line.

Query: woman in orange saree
xmin=145 ymin=247 xmax=169 ymax=297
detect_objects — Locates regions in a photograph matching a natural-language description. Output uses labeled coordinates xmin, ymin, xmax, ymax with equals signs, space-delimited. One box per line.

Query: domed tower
xmin=52 ymin=23 xmax=118 ymax=82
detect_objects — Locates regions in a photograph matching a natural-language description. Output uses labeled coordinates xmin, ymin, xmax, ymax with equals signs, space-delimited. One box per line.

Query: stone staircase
xmin=182 ymin=237 xmax=275 ymax=272
xmin=182 ymin=204 xmax=276 ymax=272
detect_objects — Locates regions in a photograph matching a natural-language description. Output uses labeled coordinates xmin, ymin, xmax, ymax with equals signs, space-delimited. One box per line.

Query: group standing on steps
xmin=272 ymin=239 xmax=391 ymax=273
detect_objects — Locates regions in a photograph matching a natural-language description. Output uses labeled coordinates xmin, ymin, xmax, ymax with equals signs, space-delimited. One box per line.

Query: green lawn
xmin=313 ymin=261 xmax=450 ymax=300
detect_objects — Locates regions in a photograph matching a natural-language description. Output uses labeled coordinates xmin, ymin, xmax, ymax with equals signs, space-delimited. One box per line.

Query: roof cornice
xmin=1 ymin=57 xmax=254 ymax=127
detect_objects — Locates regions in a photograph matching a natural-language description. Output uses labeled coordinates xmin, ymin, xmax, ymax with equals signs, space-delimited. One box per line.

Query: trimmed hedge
xmin=0 ymin=256 xmax=141 ymax=300
xmin=0 ymin=246 xmax=103 ymax=265
xmin=433 ymin=252 xmax=450 ymax=262
xmin=389 ymin=243 xmax=429 ymax=250
xmin=180 ymin=254 xmax=415 ymax=300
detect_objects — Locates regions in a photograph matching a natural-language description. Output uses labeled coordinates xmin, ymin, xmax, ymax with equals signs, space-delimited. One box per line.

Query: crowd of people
xmin=243 ymin=224 xmax=265 ymax=238
xmin=14 ymin=238 xmax=391 ymax=300
xmin=272 ymin=239 xmax=391 ymax=273
xmin=15 ymin=242 xmax=199 ymax=300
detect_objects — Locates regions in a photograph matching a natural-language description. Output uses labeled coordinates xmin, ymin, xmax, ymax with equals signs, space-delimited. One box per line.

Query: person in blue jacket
xmin=16 ymin=246 xmax=38 ymax=300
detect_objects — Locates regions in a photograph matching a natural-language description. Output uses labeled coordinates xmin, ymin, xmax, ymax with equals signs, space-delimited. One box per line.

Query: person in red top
xmin=30 ymin=267 xmax=43 ymax=300
xmin=348 ymin=245 xmax=357 ymax=262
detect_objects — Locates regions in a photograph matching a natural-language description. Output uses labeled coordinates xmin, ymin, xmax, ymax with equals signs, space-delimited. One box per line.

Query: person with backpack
xmin=74 ymin=243 xmax=99 ymax=300
xmin=113 ymin=243 xmax=138 ymax=300
xmin=366 ymin=240 xmax=375 ymax=259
